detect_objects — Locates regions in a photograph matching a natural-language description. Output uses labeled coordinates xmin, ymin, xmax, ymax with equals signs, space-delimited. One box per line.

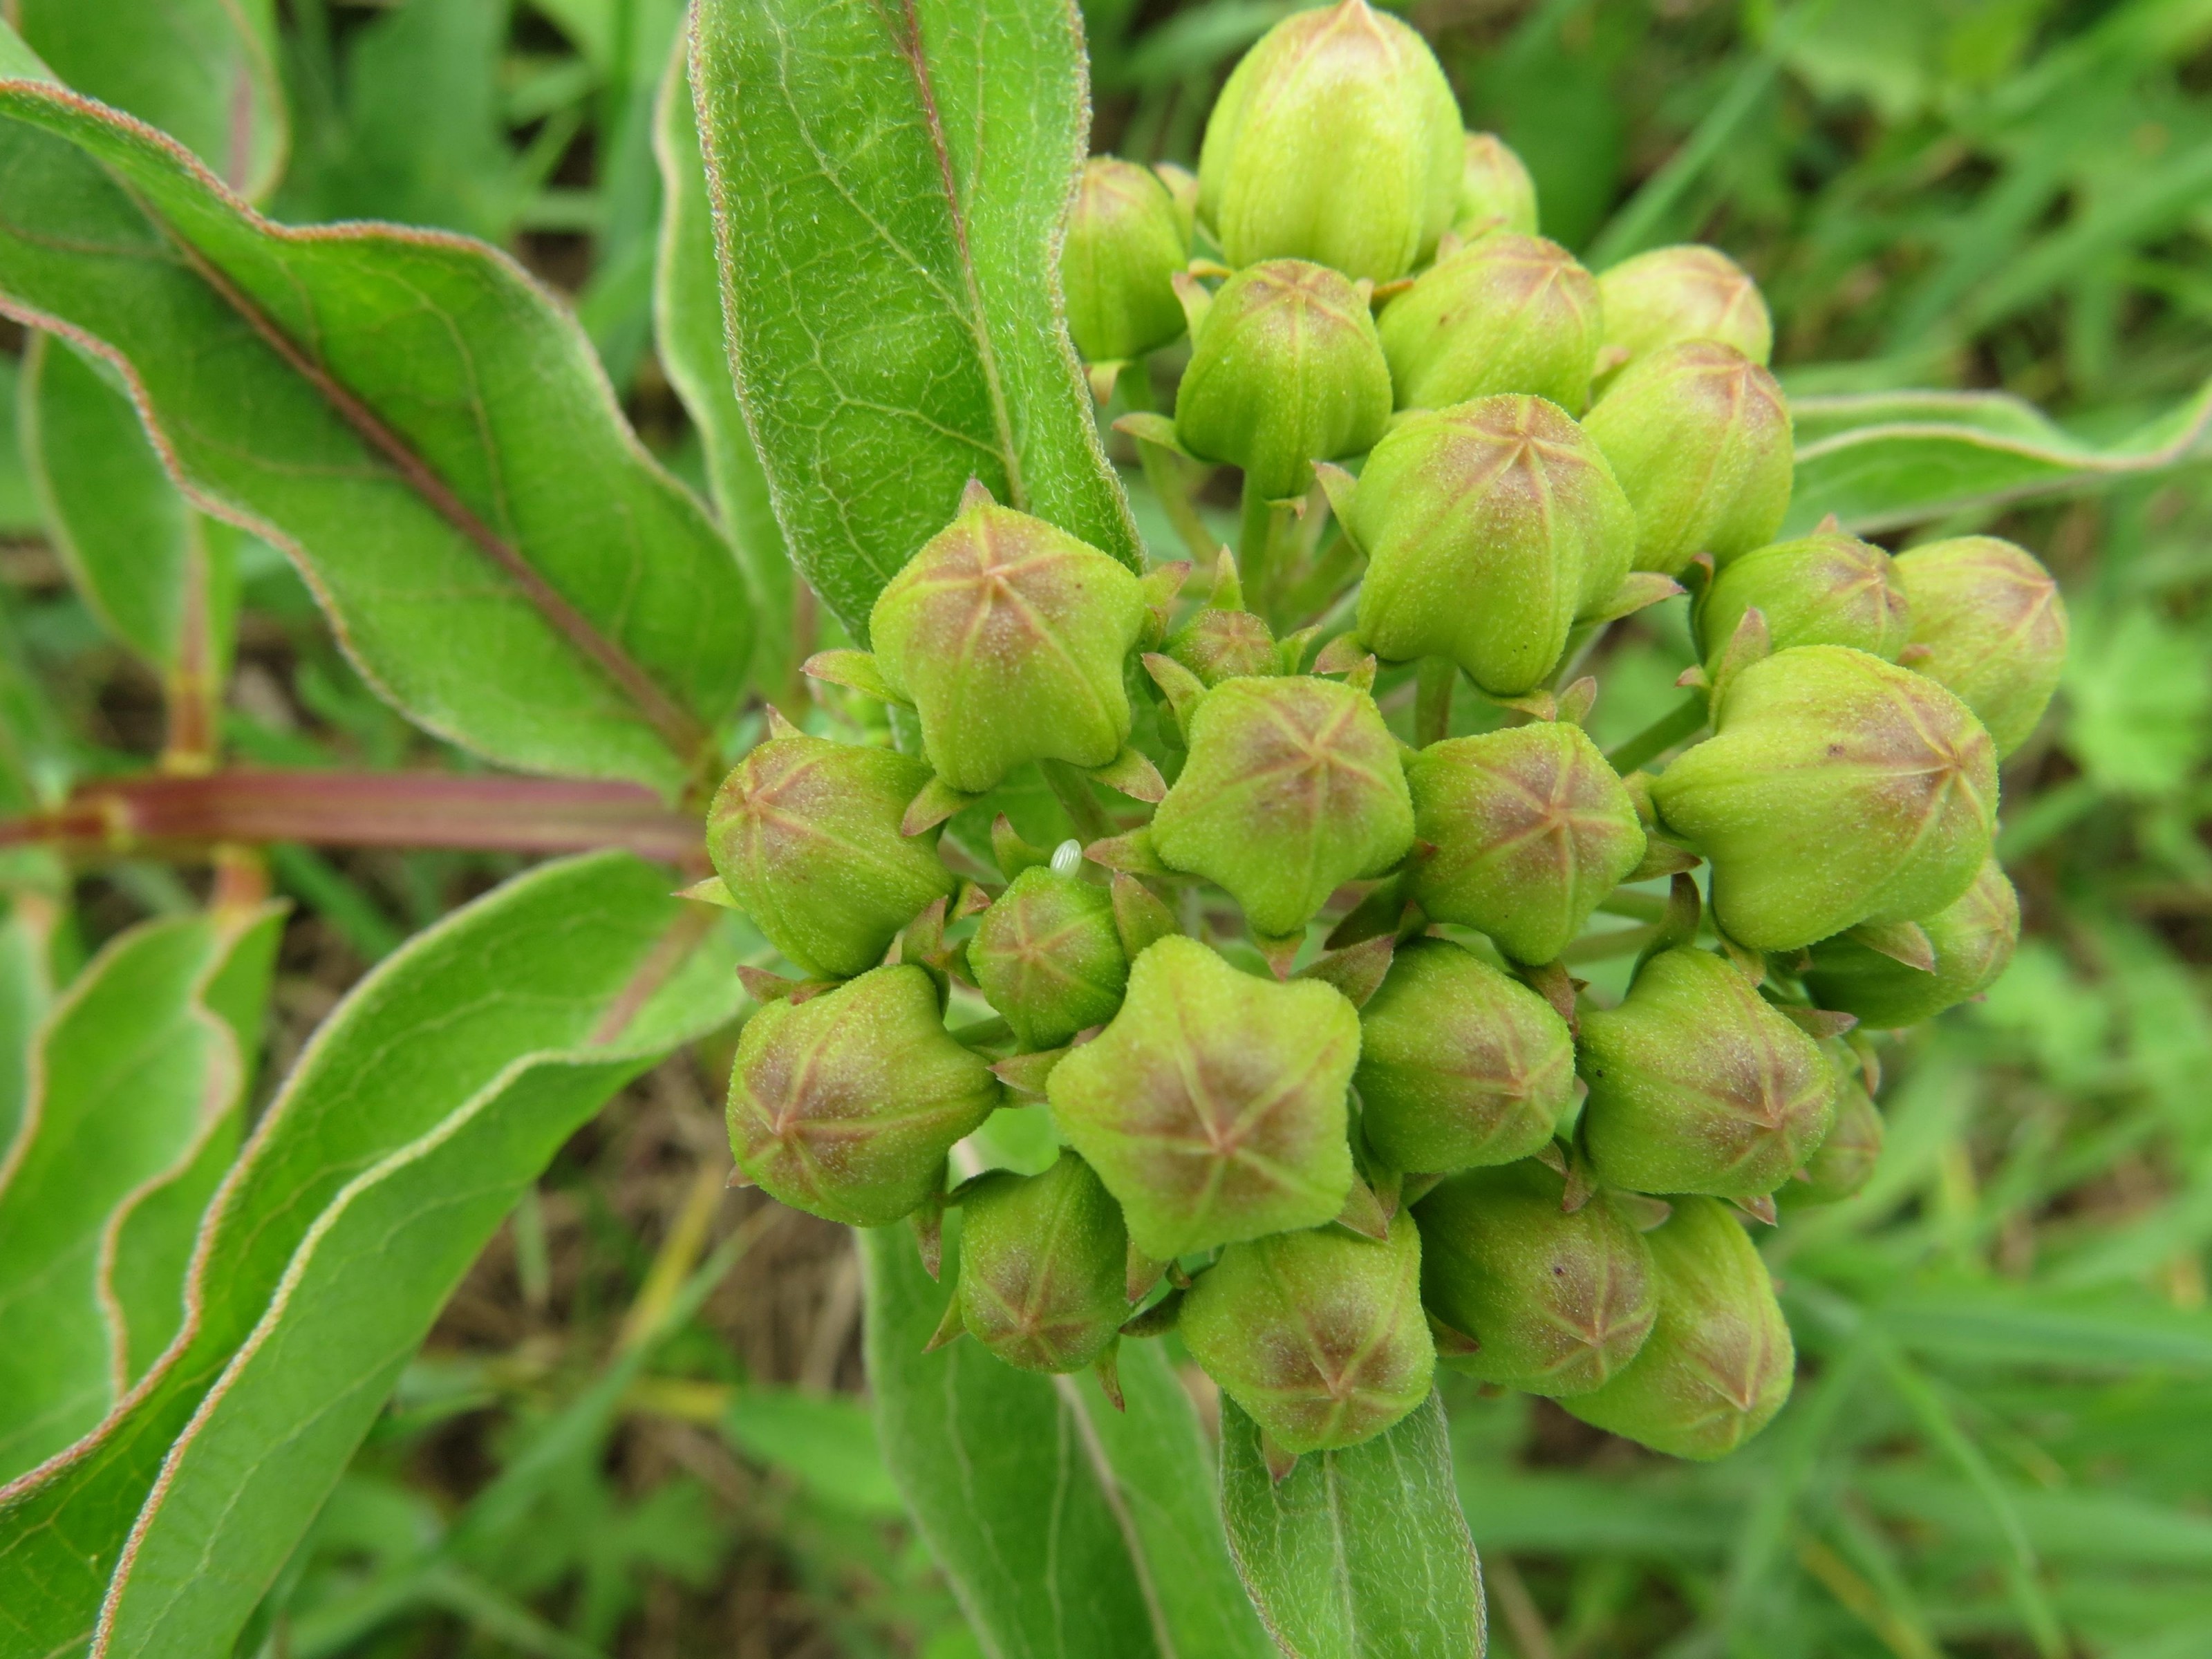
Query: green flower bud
xmin=1454 ymin=132 xmax=1538 ymax=239
xmin=1377 ymin=236 xmax=1600 ymax=413
xmin=1560 ymin=1197 xmax=1792 ymax=1460
xmin=1582 ymin=341 xmax=1792 ymax=576
xmin=1065 ymin=158 xmax=1190 ymax=365
xmin=1355 ymin=939 xmax=1576 ymax=1172
xmin=728 ymin=965 xmax=1001 ymax=1226
xmin=1698 ymin=531 xmax=1911 ymax=662
xmin=1165 ymin=606 xmax=1280 ymax=686
xmin=952 ymin=1151 xmax=1128 ymax=1374
xmin=871 ymin=499 xmax=1147 ymax=794
xmin=708 ymin=733 xmax=955 ymax=980
xmin=1595 ymin=245 xmax=1771 ymax=379
xmin=1783 ymin=1058 xmax=1882 ymax=1206
xmin=1802 ymin=855 xmax=2018 ymax=1029
xmin=1651 ymin=646 xmax=1998 ymax=950
xmin=1351 ymin=397 xmax=1635 ymax=695
xmin=1047 ymin=936 xmax=1359 ymax=1258
xmin=1893 ymin=536 xmax=2069 ymax=757
xmin=1415 ymin=1160 xmax=1656 ymax=1396
xmin=1150 ymin=675 xmax=1415 ymax=937
xmin=1175 ymin=260 xmax=1394 ymax=500
xmin=1197 ymin=0 xmax=1462 ymax=282
xmin=1405 ymin=722 xmax=1647 ymax=965
xmin=968 ymin=867 xmax=1130 ymax=1051
xmin=1180 ymin=1217 xmax=1432 ymax=1453
xmin=1578 ymin=947 xmax=1837 ymax=1199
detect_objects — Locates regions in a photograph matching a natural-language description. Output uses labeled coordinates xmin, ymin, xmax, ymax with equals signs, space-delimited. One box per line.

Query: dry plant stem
xmin=1118 ymin=366 xmax=1218 ymax=560
xmin=0 ymin=770 xmax=703 ymax=863
xmin=1606 ymin=693 xmax=1709 ymax=774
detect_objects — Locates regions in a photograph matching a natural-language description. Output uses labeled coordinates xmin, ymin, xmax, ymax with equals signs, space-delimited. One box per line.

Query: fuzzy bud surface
xmin=1803 ymin=855 xmax=2018 ymax=1028
xmin=1378 ymin=236 xmax=1600 ymax=413
xmin=1454 ymin=132 xmax=1538 ymax=238
xmin=968 ymin=868 xmax=1130 ymax=1051
xmin=1595 ymin=245 xmax=1772 ymax=377
xmin=1784 ymin=1058 xmax=1883 ymax=1206
xmin=1698 ymin=530 xmax=1911 ymax=662
xmin=1894 ymin=536 xmax=2069 ymax=756
xmin=1065 ymin=158 xmax=1190 ymax=365
xmin=953 ymin=1151 xmax=1129 ymax=1374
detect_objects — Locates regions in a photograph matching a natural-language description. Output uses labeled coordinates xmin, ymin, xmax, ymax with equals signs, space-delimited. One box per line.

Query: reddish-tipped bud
xmin=1065 ymin=158 xmax=1191 ymax=365
xmin=1175 ymin=260 xmax=1394 ymax=500
xmin=951 ymin=1151 xmax=1130 ymax=1374
xmin=1350 ymin=397 xmax=1635 ymax=695
xmin=1803 ymin=856 xmax=2018 ymax=1029
xmin=1651 ymin=646 xmax=1998 ymax=950
xmin=1783 ymin=1053 xmax=1883 ymax=1207
xmin=1698 ymin=530 xmax=1911 ymax=660
xmin=1582 ymin=341 xmax=1792 ymax=576
xmin=708 ymin=734 xmax=954 ymax=980
xmin=1561 ymin=1197 xmax=1792 ymax=1459
xmin=1047 ymin=937 xmax=1359 ymax=1258
xmin=1377 ymin=236 xmax=1600 ymax=413
xmin=1151 ymin=675 xmax=1414 ymax=938
xmin=1894 ymin=536 xmax=2069 ymax=757
xmin=1180 ymin=1218 xmax=1433 ymax=1453
xmin=1595 ymin=245 xmax=1771 ymax=382
xmin=1416 ymin=1160 xmax=1656 ymax=1396
xmin=1406 ymin=722 xmax=1647 ymax=965
xmin=1454 ymin=132 xmax=1538 ymax=239
xmin=870 ymin=499 xmax=1146 ymax=794
xmin=968 ymin=868 xmax=1130 ymax=1051
xmin=727 ymin=965 xmax=1001 ymax=1226
xmin=1165 ymin=606 xmax=1280 ymax=686
xmin=1197 ymin=0 xmax=1463 ymax=282
xmin=1577 ymin=947 xmax=1837 ymax=1199
xmin=1355 ymin=939 xmax=1575 ymax=1172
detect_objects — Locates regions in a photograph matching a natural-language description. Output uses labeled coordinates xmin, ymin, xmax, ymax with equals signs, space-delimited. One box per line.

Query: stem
xmin=1118 ymin=366 xmax=1217 ymax=562
xmin=0 ymin=770 xmax=702 ymax=864
xmin=1414 ymin=657 xmax=1456 ymax=747
xmin=1237 ymin=480 xmax=1295 ymax=625
xmin=1560 ymin=923 xmax=1658 ymax=966
xmin=1605 ymin=694 xmax=1709 ymax=775
xmin=1039 ymin=758 xmax=1113 ymax=845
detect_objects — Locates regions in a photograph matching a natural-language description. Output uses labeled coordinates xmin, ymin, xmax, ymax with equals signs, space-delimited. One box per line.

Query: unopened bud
xmin=1416 ymin=1160 xmax=1656 ymax=1396
xmin=1803 ymin=855 xmax=2018 ymax=1029
xmin=1180 ymin=1218 xmax=1432 ymax=1453
xmin=1578 ymin=947 xmax=1837 ymax=1199
xmin=871 ymin=498 xmax=1147 ymax=794
xmin=1783 ymin=1055 xmax=1882 ymax=1207
xmin=1048 ymin=936 xmax=1359 ymax=1257
xmin=1582 ymin=341 xmax=1792 ymax=575
xmin=951 ymin=1151 xmax=1129 ymax=1374
xmin=1651 ymin=646 xmax=1997 ymax=950
xmin=1175 ymin=260 xmax=1394 ymax=500
xmin=1065 ymin=158 xmax=1191 ymax=365
xmin=1893 ymin=536 xmax=2069 ymax=757
xmin=1197 ymin=0 xmax=1462 ymax=282
xmin=708 ymin=734 xmax=954 ymax=980
xmin=1356 ymin=939 xmax=1576 ymax=1172
xmin=728 ymin=965 xmax=1001 ymax=1226
xmin=1377 ymin=236 xmax=1600 ymax=413
xmin=1454 ymin=132 xmax=1538 ymax=239
xmin=1405 ymin=722 xmax=1646 ymax=965
xmin=1351 ymin=397 xmax=1634 ymax=694
xmin=1150 ymin=675 xmax=1414 ymax=937
xmin=1560 ymin=1196 xmax=1792 ymax=1459
xmin=968 ymin=868 xmax=1130 ymax=1051
xmin=1165 ymin=606 xmax=1280 ymax=686
xmin=1595 ymin=245 xmax=1771 ymax=382
xmin=1698 ymin=530 xmax=1911 ymax=661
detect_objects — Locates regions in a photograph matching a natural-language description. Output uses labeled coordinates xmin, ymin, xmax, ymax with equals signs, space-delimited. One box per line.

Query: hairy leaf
xmin=691 ymin=0 xmax=1141 ymax=637
xmin=1219 ymin=1393 xmax=1487 ymax=1659
xmin=12 ymin=0 xmax=285 ymax=200
xmin=0 ymin=853 xmax=744 ymax=1659
xmin=0 ymin=903 xmax=280 ymax=1483
xmin=0 ymin=63 xmax=751 ymax=794
xmin=860 ymin=1215 xmax=1269 ymax=1658
xmin=1785 ymin=377 xmax=2212 ymax=536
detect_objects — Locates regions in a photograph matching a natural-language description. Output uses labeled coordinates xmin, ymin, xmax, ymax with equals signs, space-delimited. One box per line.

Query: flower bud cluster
xmin=698 ymin=0 xmax=2063 ymax=1478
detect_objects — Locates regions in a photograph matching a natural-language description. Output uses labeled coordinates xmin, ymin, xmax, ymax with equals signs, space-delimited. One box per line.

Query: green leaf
xmin=0 ymin=888 xmax=59 ymax=1154
xmin=1784 ymin=377 xmax=2212 ymax=536
xmin=859 ymin=1216 xmax=1270 ymax=1659
xmin=19 ymin=335 xmax=240 ymax=689
xmin=0 ymin=902 xmax=281 ymax=1483
xmin=0 ymin=852 xmax=745 ymax=1659
xmin=0 ymin=64 xmax=751 ymax=794
xmin=1219 ymin=1393 xmax=1488 ymax=1659
xmin=11 ymin=0 xmax=285 ymax=200
xmin=652 ymin=32 xmax=796 ymax=698
xmin=691 ymin=0 xmax=1142 ymax=637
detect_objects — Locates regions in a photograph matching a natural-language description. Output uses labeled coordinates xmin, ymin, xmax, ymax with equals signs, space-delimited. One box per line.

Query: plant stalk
xmin=1605 ymin=694 xmax=1709 ymax=775
xmin=1118 ymin=364 xmax=1219 ymax=561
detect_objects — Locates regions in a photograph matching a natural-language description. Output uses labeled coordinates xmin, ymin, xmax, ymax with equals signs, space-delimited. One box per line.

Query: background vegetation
xmin=2 ymin=0 xmax=2209 ymax=1654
